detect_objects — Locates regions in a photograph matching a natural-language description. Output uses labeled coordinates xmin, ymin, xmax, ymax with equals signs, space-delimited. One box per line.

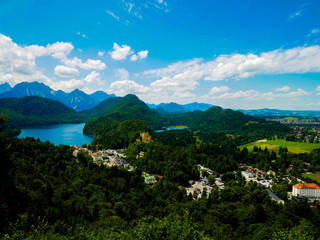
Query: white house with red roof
xmin=292 ymin=183 xmax=320 ymax=198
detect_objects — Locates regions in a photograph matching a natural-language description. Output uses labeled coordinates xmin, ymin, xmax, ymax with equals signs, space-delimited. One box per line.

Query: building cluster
xmin=72 ymin=145 xmax=134 ymax=170
xmin=241 ymin=165 xmax=274 ymax=188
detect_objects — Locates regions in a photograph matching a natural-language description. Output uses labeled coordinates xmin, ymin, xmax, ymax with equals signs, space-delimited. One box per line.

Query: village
xmin=71 ymin=145 xmax=320 ymax=204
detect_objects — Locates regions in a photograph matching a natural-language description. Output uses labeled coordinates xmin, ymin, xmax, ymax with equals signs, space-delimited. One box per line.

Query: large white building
xmin=292 ymin=183 xmax=320 ymax=198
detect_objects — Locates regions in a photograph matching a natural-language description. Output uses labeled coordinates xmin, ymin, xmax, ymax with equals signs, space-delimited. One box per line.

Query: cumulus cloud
xmin=98 ymin=51 xmax=105 ymax=57
xmin=115 ymin=68 xmax=130 ymax=80
xmin=110 ymin=80 xmax=149 ymax=96
xmin=209 ymin=86 xmax=230 ymax=95
xmin=54 ymin=65 xmax=79 ymax=77
xmin=274 ymin=86 xmax=290 ymax=92
xmin=0 ymin=34 xmax=51 ymax=85
xmin=151 ymin=70 xmax=203 ymax=92
xmin=141 ymin=45 xmax=320 ymax=84
xmin=131 ymin=50 xmax=149 ymax=61
xmin=110 ymin=43 xmax=149 ymax=61
xmin=0 ymin=33 xmax=108 ymax=95
xmin=83 ymin=71 xmax=103 ymax=85
xmin=50 ymin=71 xmax=103 ymax=92
xmin=110 ymin=43 xmax=133 ymax=60
xmin=62 ymin=57 xmax=106 ymax=70
xmin=26 ymin=40 xmax=106 ymax=70
xmin=51 ymin=79 xmax=84 ymax=92
xmin=316 ymin=86 xmax=320 ymax=92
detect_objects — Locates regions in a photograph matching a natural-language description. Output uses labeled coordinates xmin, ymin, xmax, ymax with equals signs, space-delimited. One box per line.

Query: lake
xmin=18 ymin=123 xmax=93 ymax=146
xmin=155 ymin=126 xmax=189 ymax=133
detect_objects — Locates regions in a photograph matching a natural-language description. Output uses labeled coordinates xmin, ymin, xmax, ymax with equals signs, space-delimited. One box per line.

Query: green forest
xmin=1 ymin=94 xmax=320 ymax=239
xmin=1 ymin=112 xmax=320 ymax=239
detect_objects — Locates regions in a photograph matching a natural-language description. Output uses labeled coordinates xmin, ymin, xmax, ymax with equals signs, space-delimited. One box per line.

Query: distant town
xmin=71 ymin=144 xmax=320 ymax=205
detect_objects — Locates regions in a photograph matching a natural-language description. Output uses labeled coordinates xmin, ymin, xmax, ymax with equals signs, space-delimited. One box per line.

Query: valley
xmin=1 ymin=83 xmax=320 ymax=239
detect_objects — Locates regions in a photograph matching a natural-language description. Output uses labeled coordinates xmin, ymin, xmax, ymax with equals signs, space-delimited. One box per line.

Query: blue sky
xmin=0 ymin=0 xmax=320 ymax=109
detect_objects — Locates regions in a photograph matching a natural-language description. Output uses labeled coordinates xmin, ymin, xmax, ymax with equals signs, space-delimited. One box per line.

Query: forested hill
xmin=83 ymin=95 xmax=290 ymax=147
xmin=0 ymin=96 xmax=82 ymax=127
xmin=80 ymin=94 xmax=164 ymax=129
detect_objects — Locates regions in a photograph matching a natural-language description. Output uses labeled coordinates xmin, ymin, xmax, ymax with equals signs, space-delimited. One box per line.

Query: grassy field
xmin=240 ymin=139 xmax=320 ymax=154
xmin=303 ymin=172 xmax=320 ymax=183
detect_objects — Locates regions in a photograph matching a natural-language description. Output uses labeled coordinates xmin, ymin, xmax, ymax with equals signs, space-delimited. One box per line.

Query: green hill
xmin=84 ymin=117 xmax=154 ymax=148
xmin=80 ymin=94 xmax=164 ymax=129
xmin=0 ymin=96 xmax=82 ymax=127
xmin=83 ymin=94 xmax=290 ymax=146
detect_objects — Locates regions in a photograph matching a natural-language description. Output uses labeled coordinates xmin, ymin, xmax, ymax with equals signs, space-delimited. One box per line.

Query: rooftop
xmin=293 ymin=183 xmax=320 ymax=189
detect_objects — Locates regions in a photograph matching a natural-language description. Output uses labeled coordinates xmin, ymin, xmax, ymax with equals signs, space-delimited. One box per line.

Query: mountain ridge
xmin=0 ymin=81 xmax=114 ymax=111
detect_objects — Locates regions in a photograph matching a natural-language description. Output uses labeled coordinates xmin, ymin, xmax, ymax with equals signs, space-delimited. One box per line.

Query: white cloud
xmin=50 ymin=71 xmax=103 ymax=92
xmin=131 ymin=50 xmax=149 ymax=61
xmin=274 ymin=86 xmax=290 ymax=92
xmin=141 ymin=45 xmax=320 ymax=84
xmin=79 ymin=59 xmax=106 ymax=70
xmin=203 ymin=88 xmax=308 ymax=101
xmin=110 ymin=43 xmax=148 ymax=61
xmin=140 ymin=58 xmax=202 ymax=77
xmin=54 ymin=65 xmax=79 ymax=77
xmin=26 ymin=42 xmax=74 ymax=59
xmin=209 ymin=86 xmax=230 ymax=95
xmin=307 ymin=28 xmax=320 ymax=38
xmin=26 ymin=40 xmax=106 ymax=70
xmin=0 ymin=34 xmax=51 ymax=85
xmin=316 ymin=86 xmax=320 ymax=91
xmin=151 ymin=70 xmax=203 ymax=92
xmin=51 ymin=79 xmax=84 ymax=92
xmin=109 ymin=43 xmax=133 ymax=60
xmin=83 ymin=71 xmax=103 ymax=85
xmin=130 ymin=54 xmax=138 ymax=61
xmin=285 ymin=88 xmax=308 ymax=97
xmin=106 ymin=10 xmax=120 ymax=21
xmin=115 ymin=68 xmax=130 ymax=80
xmin=63 ymin=57 xmax=106 ymax=70
xmin=110 ymin=80 xmax=149 ymax=96
xmin=98 ymin=51 xmax=105 ymax=57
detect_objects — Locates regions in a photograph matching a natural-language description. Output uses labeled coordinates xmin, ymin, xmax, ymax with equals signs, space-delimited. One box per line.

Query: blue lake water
xmin=18 ymin=123 xmax=93 ymax=146
xmin=155 ymin=126 xmax=188 ymax=133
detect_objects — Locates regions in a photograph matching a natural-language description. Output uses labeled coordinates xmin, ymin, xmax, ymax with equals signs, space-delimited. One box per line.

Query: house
xmin=292 ymin=183 xmax=320 ymax=198
xmin=242 ymin=170 xmax=254 ymax=179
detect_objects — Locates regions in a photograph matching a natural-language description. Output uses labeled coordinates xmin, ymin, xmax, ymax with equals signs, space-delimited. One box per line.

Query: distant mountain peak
xmin=0 ymin=81 xmax=115 ymax=111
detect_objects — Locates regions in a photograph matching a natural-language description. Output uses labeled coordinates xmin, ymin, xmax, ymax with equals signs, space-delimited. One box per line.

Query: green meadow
xmin=303 ymin=172 xmax=320 ymax=183
xmin=240 ymin=139 xmax=320 ymax=154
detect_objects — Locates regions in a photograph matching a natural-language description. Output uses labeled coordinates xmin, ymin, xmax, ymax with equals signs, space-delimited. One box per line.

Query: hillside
xmin=0 ymin=96 xmax=82 ymax=127
xmin=80 ymin=94 xmax=164 ymax=129
xmin=83 ymin=95 xmax=290 ymax=146
xmin=84 ymin=117 xmax=154 ymax=148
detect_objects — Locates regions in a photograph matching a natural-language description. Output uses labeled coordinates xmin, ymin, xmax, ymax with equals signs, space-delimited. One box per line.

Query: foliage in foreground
xmin=1 ymin=134 xmax=320 ymax=239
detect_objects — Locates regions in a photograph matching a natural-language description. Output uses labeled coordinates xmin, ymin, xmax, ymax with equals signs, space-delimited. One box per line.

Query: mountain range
xmin=147 ymin=102 xmax=213 ymax=114
xmin=0 ymin=82 xmax=115 ymax=111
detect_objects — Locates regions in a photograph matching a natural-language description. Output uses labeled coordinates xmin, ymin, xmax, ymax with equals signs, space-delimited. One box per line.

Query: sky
xmin=0 ymin=0 xmax=320 ymax=110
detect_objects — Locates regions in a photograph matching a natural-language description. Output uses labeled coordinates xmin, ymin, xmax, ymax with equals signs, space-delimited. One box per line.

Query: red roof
xmin=293 ymin=183 xmax=320 ymax=189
